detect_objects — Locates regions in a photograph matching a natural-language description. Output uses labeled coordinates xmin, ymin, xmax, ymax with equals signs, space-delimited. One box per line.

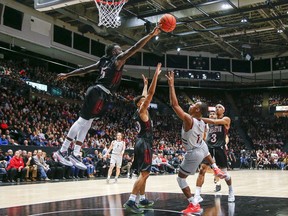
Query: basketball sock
xmin=129 ymin=194 xmax=137 ymax=202
xmin=107 ymin=176 xmax=110 ymax=179
xmin=139 ymin=194 xmax=145 ymax=201
xmin=73 ymin=145 xmax=81 ymax=156
xmin=228 ymin=185 xmax=233 ymax=192
xmin=195 ymin=186 xmax=201 ymax=196
xmin=60 ymin=139 xmax=71 ymax=153
xmin=188 ymin=196 xmax=198 ymax=205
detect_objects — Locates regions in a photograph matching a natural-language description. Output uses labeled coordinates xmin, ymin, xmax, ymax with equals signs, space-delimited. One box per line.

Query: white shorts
xmin=180 ymin=143 xmax=209 ymax=175
xmin=110 ymin=154 xmax=123 ymax=167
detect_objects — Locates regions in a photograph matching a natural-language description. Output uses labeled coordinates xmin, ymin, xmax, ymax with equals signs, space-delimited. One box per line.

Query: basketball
xmin=159 ymin=14 xmax=176 ymax=32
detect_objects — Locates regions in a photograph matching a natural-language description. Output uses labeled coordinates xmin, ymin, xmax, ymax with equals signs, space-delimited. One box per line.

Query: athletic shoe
xmin=114 ymin=178 xmax=118 ymax=183
xmin=123 ymin=200 xmax=144 ymax=214
xmin=138 ymin=199 xmax=154 ymax=208
xmin=193 ymin=195 xmax=203 ymax=203
xmin=68 ymin=153 xmax=87 ymax=170
xmin=228 ymin=191 xmax=235 ymax=202
xmin=54 ymin=150 xmax=73 ymax=167
xmin=214 ymin=184 xmax=221 ymax=192
xmin=106 ymin=178 xmax=110 ymax=184
xmin=181 ymin=203 xmax=202 ymax=214
xmin=213 ymin=167 xmax=226 ymax=179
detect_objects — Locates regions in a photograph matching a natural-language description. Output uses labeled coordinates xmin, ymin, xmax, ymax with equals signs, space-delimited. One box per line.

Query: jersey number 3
xmin=211 ymin=133 xmax=217 ymax=143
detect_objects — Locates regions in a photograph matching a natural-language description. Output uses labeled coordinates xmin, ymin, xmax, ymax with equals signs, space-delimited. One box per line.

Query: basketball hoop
xmin=94 ymin=0 xmax=127 ymax=28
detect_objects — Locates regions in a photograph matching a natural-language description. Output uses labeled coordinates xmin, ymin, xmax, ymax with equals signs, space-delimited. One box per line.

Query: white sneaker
xmin=68 ymin=153 xmax=87 ymax=170
xmin=114 ymin=178 xmax=118 ymax=183
xmin=106 ymin=178 xmax=110 ymax=184
xmin=54 ymin=151 xmax=73 ymax=167
xmin=228 ymin=191 xmax=235 ymax=202
xmin=193 ymin=195 xmax=203 ymax=203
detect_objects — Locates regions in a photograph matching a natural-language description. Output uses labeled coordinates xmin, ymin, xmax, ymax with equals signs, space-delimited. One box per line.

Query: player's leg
xmin=194 ymin=163 xmax=209 ymax=203
xmin=123 ymin=139 xmax=145 ymax=214
xmin=70 ymin=87 xmax=108 ymax=170
xmin=107 ymin=158 xmax=115 ymax=183
xmin=204 ymin=152 xmax=226 ymax=179
xmin=114 ymin=156 xmax=122 ymax=183
xmin=137 ymin=141 xmax=154 ymax=208
xmin=216 ymin=148 xmax=235 ymax=202
xmin=179 ymin=149 xmax=205 ymax=214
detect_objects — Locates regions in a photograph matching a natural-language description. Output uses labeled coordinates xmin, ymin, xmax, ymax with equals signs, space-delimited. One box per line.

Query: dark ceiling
xmin=17 ymin=0 xmax=288 ymax=59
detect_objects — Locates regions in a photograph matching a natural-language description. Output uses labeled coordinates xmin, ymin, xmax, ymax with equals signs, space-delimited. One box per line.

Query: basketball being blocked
xmin=159 ymin=14 xmax=176 ymax=32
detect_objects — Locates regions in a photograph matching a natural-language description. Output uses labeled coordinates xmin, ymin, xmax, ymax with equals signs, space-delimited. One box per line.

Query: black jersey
xmin=133 ymin=110 xmax=153 ymax=140
xmin=206 ymin=124 xmax=228 ymax=148
xmin=97 ymin=56 xmax=124 ymax=92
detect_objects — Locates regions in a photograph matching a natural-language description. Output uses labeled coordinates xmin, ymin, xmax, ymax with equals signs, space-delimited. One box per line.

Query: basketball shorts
xmin=80 ymin=85 xmax=111 ymax=120
xmin=180 ymin=143 xmax=209 ymax=175
xmin=209 ymin=147 xmax=228 ymax=168
xmin=132 ymin=137 xmax=152 ymax=172
xmin=110 ymin=154 xmax=123 ymax=167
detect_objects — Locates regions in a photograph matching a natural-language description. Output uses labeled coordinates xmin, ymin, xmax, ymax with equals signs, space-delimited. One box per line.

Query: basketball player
xmin=166 ymin=71 xmax=225 ymax=214
xmin=54 ymin=26 xmax=161 ymax=170
xmin=123 ymin=63 xmax=162 ymax=214
xmin=195 ymin=104 xmax=235 ymax=203
xmin=196 ymin=111 xmax=226 ymax=195
xmin=105 ymin=132 xmax=125 ymax=183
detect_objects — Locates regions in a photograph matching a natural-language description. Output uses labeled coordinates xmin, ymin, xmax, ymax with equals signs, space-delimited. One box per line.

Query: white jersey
xmin=181 ymin=118 xmax=206 ymax=151
xmin=112 ymin=140 xmax=125 ymax=155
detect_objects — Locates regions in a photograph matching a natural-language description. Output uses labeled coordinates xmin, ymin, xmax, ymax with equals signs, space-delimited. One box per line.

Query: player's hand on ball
xmin=151 ymin=26 xmax=161 ymax=36
xmin=165 ymin=71 xmax=174 ymax=86
xmin=56 ymin=73 xmax=69 ymax=81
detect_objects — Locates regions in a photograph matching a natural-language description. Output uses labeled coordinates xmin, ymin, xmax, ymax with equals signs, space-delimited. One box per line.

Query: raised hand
xmin=155 ymin=63 xmax=162 ymax=75
xmin=165 ymin=71 xmax=174 ymax=86
xmin=151 ymin=25 xmax=161 ymax=36
xmin=142 ymin=74 xmax=148 ymax=86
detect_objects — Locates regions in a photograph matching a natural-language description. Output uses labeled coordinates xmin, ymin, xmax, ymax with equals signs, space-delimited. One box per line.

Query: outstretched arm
xmin=57 ymin=62 xmax=100 ymax=81
xmin=116 ymin=26 xmax=161 ymax=69
xmin=140 ymin=63 xmax=162 ymax=111
xmin=202 ymin=117 xmax=231 ymax=126
xmin=142 ymin=74 xmax=148 ymax=97
xmin=166 ymin=71 xmax=191 ymax=125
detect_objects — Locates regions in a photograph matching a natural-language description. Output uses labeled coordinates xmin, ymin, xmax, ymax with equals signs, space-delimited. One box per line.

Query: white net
xmin=94 ymin=0 xmax=127 ymax=28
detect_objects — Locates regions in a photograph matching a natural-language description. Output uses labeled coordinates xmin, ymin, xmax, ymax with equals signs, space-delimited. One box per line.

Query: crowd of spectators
xmin=1 ymin=58 xmax=288 ymax=184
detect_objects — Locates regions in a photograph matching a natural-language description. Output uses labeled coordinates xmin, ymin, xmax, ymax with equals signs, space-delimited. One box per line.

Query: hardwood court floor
xmin=0 ymin=170 xmax=287 ymax=215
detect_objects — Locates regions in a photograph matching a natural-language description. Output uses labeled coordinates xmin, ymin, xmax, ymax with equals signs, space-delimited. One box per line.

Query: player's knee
xmin=177 ymin=176 xmax=188 ymax=189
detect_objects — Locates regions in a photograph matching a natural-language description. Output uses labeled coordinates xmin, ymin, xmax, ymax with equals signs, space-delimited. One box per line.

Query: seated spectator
xmin=23 ymin=151 xmax=37 ymax=181
xmin=5 ymin=149 xmax=13 ymax=164
xmin=46 ymin=153 xmax=65 ymax=180
xmin=33 ymin=150 xmax=50 ymax=181
xmin=0 ymin=134 xmax=8 ymax=145
xmin=0 ymin=148 xmax=8 ymax=182
xmin=121 ymin=153 xmax=132 ymax=177
xmin=6 ymin=150 xmax=27 ymax=182
xmin=83 ymin=154 xmax=95 ymax=178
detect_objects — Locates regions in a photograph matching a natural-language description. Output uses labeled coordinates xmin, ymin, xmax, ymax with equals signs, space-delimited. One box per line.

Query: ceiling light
xmin=177 ymin=48 xmax=181 ymax=52
xmin=241 ymin=18 xmax=247 ymax=23
xmin=155 ymin=36 xmax=159 ymax=40
xmin=221 ymin=4 xmax=231 ymax=9
xmin=277 ymin=29 xmax=283 ymax=33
